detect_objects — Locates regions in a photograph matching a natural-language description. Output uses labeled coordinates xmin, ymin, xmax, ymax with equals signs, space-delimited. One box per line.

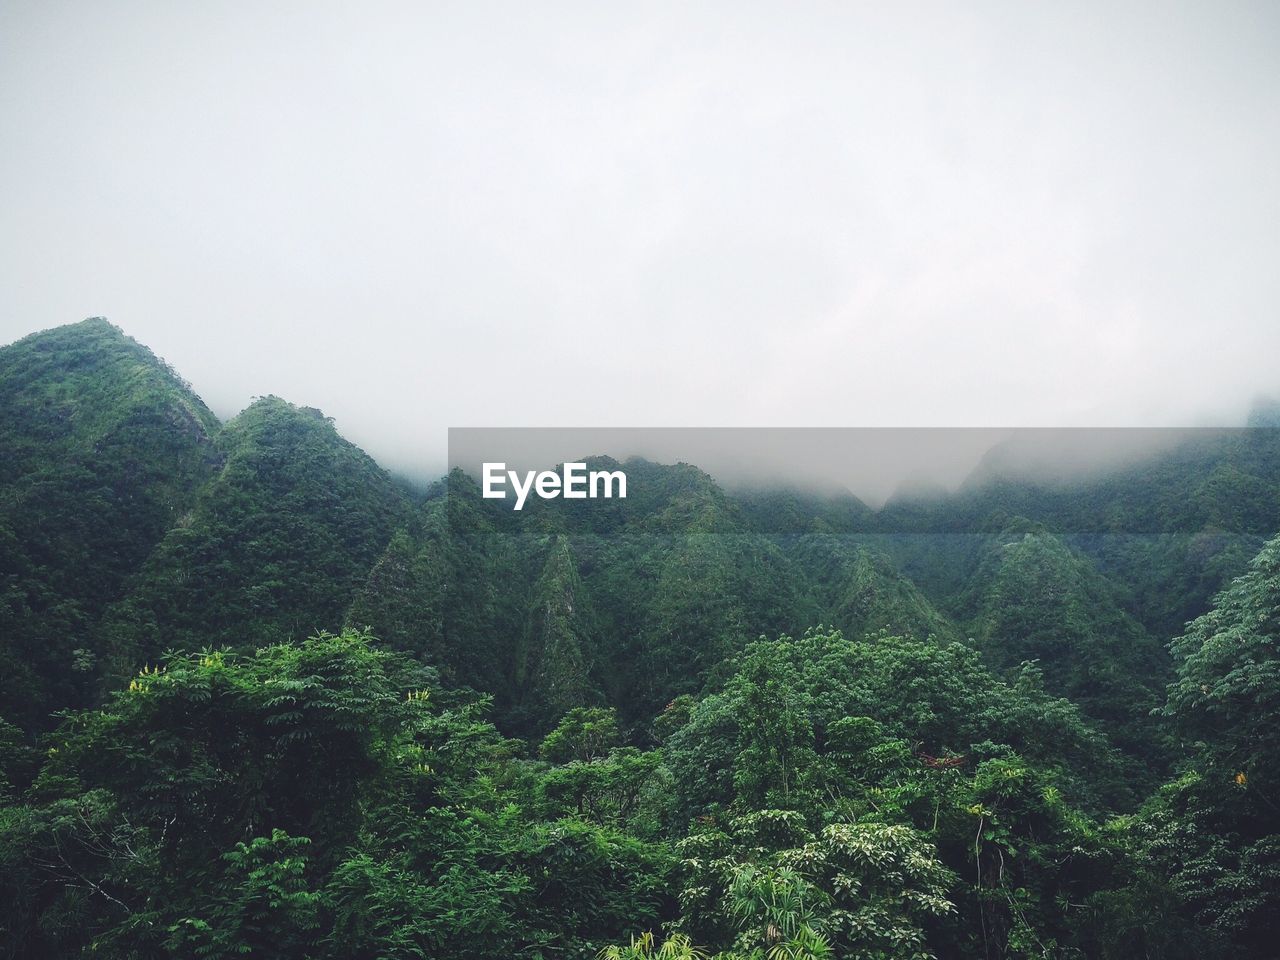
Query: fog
xmin=3 ymin=1 xmax=1279 ymax=488
xmin=448 ymin=427 xmax=1255 ymax=507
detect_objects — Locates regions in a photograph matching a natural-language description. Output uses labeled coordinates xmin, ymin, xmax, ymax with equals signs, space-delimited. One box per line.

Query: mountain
xmin=788 ymin=534 xmax=960 ymax=644
xmin=345 ymin=473 xmax=531 ymax=706
xmin=96 ymin=395 xmax=412 ymax=680
xmin=956 ymin=520 xmax=1168 ymax=764
xmin=347 ymin=461 xmax=970 ymax=731
xmin=1246 ymin=395 xmax=1280 ymax=427
xmin=518 ymin=536 xmax=602 ymax=725
xmin=0 ymin=319 xmax=221 ymax=728
xmin=5 ymin=321 xmax=1271 ymax=756
xmin=3 ymin=320 xmax=1280 ymax=958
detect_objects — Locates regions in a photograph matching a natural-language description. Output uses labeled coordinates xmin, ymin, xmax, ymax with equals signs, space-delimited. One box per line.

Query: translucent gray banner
xmin=446 ymin=426 xmax=1280 ymax=536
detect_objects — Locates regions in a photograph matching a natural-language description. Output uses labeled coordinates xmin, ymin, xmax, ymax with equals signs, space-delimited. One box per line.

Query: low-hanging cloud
xmin=2 ymin=0 xmax=1278 ymax=487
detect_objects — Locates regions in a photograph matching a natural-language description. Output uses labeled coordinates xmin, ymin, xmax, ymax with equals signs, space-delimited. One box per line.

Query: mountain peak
xmin=1246 ymin=395 xmax=1280 ymax=428
xmin=7 ymin=316 xmax=144 ymax=359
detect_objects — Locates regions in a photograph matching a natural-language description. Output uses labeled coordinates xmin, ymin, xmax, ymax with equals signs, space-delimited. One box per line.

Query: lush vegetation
xmin=2 ymin=321 xmax=1280 ymax=957
xmin=0 ymin=319 xmax=221 ymax=731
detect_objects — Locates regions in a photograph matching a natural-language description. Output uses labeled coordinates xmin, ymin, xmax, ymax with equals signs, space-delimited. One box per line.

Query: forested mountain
xmin=96 ymin=394 xmax=412 ymax=684
xmin=2 ymin=321 xmax=1279 ymax=958
xmin=0 ymin=319 xmax=221 ymax=729
xmin=956 ymin=523 xmax=1167 ymax=762
xmin=343 ymin=472 xmax=958 ymax=730
xmin=878 ymin=424 xmax=1280 ymax=640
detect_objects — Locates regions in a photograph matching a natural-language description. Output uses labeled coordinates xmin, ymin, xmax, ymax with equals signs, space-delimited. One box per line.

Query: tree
xmin=1144 ymin=532 xmax=1280 ymax=956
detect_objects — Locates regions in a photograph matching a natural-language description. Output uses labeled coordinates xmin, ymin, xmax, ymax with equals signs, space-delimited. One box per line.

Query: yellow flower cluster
xmin=128 ymin=663 xmax=166 ymax=692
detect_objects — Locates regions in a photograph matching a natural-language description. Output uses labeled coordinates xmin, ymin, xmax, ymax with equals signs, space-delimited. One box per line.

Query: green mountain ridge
xmin=97 ymin=394 xmax=413 ymax=681
xmin=2 ymin=320 xmax=1280 ymax=958
xmin=5 ymin=320 xmax=1275 ymax=748
xmin=0 ymin=319 xmax=222 ymax=728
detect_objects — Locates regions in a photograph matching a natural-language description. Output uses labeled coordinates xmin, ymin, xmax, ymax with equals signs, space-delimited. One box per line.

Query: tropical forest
xmin=2 ymin=318 xmax=1280 ymax=959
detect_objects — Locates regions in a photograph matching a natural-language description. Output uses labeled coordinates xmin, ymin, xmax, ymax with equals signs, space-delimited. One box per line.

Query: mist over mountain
xmin=3 ymin=320 xmax=1280 ymax=957
xmin=6 ymin=2 xmax=1280 ymax=475
xmin=4 ymin=0 xmax=1279 ymax=951
xmin=5 ymin=320 xmax=1279 ymax=726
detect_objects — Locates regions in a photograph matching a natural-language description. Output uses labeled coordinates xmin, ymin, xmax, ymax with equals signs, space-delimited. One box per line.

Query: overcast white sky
xmin=2 ymin=1 xmax=1278 ymax=480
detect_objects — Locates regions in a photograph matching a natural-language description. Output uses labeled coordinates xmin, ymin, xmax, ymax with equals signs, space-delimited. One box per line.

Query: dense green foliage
xmin=1144 ymin=534 xmax=1280 ymax=954
xmin=0 ymin=320 xmax=221 ymax=730
xmin=0 ymin=632 xmax=672 ymax=958
xmin=3 ymin=321 xmax=1280 ymax=957
xmin=96 ymin=394 xmax=411 ymax=681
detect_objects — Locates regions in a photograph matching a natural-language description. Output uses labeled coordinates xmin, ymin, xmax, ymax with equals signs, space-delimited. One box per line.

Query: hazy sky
xmin=2 ymin=1 xmax=1278 ymax=480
